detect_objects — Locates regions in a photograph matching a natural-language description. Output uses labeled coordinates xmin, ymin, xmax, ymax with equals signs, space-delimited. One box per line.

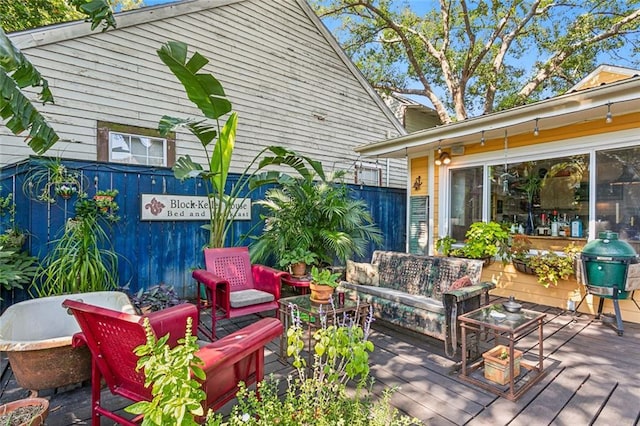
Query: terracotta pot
xmin=482 ymin=345 xmax=523 ymax=385
xmin=0 ymin=397 xmax=49 ymax=426
xmin=290 ymin=262 xmax=307 ymax=277
xmin=309 ymin=282 xmax=335 ymax=304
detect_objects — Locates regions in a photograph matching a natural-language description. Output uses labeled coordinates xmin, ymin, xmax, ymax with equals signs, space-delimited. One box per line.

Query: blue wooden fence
xmin=0 ymin=157 xmax=406 ymax=309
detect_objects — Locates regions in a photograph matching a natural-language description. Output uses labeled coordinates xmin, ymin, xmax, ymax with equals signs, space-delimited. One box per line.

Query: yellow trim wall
xmin=410 ymin=156 xmax=428 ymax=196
xmin=438 ymin=111 xmax=640 ymax=323
xmin=483 ymin=263 xmax=640 ymax=324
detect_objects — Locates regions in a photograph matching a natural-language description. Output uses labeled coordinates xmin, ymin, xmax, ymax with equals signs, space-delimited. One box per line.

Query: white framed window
xmin=109 ymin=132 xmax=167 ymax=166
xmin=355 ymin=163 xmax=382 ymax=186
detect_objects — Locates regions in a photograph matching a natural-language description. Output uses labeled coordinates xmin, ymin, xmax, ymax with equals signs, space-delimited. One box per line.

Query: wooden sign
xmin=140 ymin=194 xmax=251 ymax=221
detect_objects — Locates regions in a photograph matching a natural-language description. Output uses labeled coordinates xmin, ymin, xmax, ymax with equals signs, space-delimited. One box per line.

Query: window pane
xmin=449 ymin=166 xmax=483 ymax=241
xmin=109 ymin=132 xmax=166 ymax=166
xmin=596 ymin=147 xmax=640 ymax=251
xmin=490 ymin=155 xmax=589 ymax=236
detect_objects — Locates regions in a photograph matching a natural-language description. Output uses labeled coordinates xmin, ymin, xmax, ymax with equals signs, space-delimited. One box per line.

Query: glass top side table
xmin=458 ymin=303 xmax=547 ymax=401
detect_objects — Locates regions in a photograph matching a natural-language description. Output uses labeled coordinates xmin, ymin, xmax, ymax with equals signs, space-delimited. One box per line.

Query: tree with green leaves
xmin=0 ymin=0 xmax=143 ymax=33
xmin=0 ymin=0 xmax=117 ymax=154
xmin=312 ymin=0 xmax=640 ymax=123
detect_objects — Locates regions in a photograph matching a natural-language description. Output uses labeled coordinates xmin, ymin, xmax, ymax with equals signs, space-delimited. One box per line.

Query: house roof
xmin=355 ymin=75 xmax=640 ymax=158
xmin=9 ymin=0 xmax=406 ymax=135
xmin=569 ymin=64 xmax=639 ymax=91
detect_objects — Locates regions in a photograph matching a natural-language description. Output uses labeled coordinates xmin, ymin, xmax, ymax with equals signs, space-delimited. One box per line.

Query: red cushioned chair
xmin=192 ymin=246 xmax=288 ymax=339
xmin=62 ymin=299 xmax=283 ymax=426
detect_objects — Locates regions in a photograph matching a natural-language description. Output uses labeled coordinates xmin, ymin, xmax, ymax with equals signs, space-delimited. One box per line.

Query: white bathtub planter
xmin=0 ymin=291 xmax=135 ymax=392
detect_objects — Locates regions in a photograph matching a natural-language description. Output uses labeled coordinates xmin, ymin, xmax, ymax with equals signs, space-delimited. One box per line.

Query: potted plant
xmin=251 ymin=170 xmax=383 ymax=268
xmin=526 ymin=244 xmax=578 ymax=288
xmin=23 ymin=157 xmax=83 ymax=204
xmin=309 ymin=266 xmax=341 ymax=303
xmin=55 ymin=183 xmax=78 ymax=200
xmin=435 ymin=235 xmax=456 ymax=256
xmin=482 ymin=344 xmax=523 ymax=385
xmin=94 ymin=189 xmax=119 ymax=213
xmin=128 ymin=284 xmax=185 ymax=314
xmin=278 ymin=247 xmax=318 ymax=277
xmin=32 ymin=193 xmax=121 ymax=297
xmin=510 ymin=234 xmax=535 ymax=274
xmin=450 ymin=221 xmax=510 ymax=265
xmin=0 ymin=397 xmax=49 ymax=426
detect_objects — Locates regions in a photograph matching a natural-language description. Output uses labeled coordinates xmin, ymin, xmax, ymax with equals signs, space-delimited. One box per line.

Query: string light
xmin=480 ymin=130 xmax=485 ymax=146
xmin=533 ymin=118 xmax=539 ymax=136
xmin=606 ymin=102 xmax=613 ymax=124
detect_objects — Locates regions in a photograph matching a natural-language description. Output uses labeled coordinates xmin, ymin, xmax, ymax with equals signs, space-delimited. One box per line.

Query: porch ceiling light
xmin=435 ymin=151 xmax=451 ymax=166
xmin=480 ymin=130 xmax=485 ymax=146
xmin=533 ymin=118 xmax=539 ymax=136
xmin=606 ymin=102 xmax=613 ymax=124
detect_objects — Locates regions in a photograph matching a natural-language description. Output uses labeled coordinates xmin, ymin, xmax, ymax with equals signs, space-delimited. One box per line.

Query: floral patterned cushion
xmin=346 ymin=260 xmax=379 ymax=286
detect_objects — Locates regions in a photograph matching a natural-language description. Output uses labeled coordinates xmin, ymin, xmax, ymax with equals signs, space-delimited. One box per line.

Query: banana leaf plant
xmin=0 ymin=0 xmax=115 ymax=154
xmin=157 ymin=41 xmax=324 ymax=248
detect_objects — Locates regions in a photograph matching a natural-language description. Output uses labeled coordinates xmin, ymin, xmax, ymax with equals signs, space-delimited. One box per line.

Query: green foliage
xmin=451 ymin=221 xmax=510 ymax=261
xmin=130 ymin=284 xmax=185 ymax=313
xmin=0 ymin=1 xmax=118 ymax=155
xmin=23 ymin=157 xmax=84 ymax=203
xmin=126 ymin=316 xmax=206 ymax=426
xmin=312 ymin=1 xmax=640 ymax=121
xmin=278 ymin=247 xmax=318 ymax=268
xmin=157 ymin=41 xmax=323 ymax=248
xmin=525 ymin=244 xmax=578 ymax=288
xmin=251 ymin=171 xmax=383 ymax=266
xmin=32 ymin=208 xmax=119 ymax=297
xmin=310 ymin=266 xmax=341 ymax=288
xmin=0 ymin=247 xmax=38 ymax=296
xmin=509 ymin=234 xmax=533 ymax=261
xmin=206 ymin=305 xmax=419 ymax=425
xmin=435 ymin=235 xmax=456 ymax=256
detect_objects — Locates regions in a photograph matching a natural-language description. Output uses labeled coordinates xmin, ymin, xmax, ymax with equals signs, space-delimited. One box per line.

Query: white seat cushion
xmin=229 ymin=289 xmax=275 ymax=308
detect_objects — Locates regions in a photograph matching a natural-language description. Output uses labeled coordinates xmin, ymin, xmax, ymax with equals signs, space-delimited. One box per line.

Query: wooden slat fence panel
xmin=0 ymin=158 xmax=406 ymax=310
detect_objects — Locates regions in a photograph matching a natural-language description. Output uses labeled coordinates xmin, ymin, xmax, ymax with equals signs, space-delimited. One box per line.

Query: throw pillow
xmin=450 ymin=275 xmax=472 ymax=290
xmin=346 ymin=260 xmax=380 ymax=286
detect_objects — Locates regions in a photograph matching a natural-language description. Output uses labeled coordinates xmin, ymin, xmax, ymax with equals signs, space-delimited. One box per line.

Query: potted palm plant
xmin=309 ymin=266 xmax=341 ymax=304
xmin=250 ymin=170 xmax=382 ymax=268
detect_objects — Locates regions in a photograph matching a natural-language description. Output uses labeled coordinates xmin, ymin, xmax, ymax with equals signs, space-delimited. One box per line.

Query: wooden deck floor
xmin=2 ymin=296 xmax=640 ymax=425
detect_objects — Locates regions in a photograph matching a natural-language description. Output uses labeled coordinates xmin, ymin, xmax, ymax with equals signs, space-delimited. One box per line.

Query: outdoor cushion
xmin=346 ymin=260 xmax=379 ymax=286
xmin=450 ymin=275 xmax=473 ymax=290
xmin=341 ymin=282 xmax=445 ymax=314
xmin=229 ymin=289 xmax=275 ymax=309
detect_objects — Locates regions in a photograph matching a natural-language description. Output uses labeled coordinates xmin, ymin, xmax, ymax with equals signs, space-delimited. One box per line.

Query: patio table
xmin=459 ymin=303 xmax=546 ymax=401
xmin=278 ymin=294 xmax=370 ymax=364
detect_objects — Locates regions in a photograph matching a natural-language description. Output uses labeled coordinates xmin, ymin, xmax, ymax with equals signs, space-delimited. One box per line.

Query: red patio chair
xmin=62 ymin=299 xmax=282 ymax=426
xmin=192 ymin=246 xmax=288 ymax=339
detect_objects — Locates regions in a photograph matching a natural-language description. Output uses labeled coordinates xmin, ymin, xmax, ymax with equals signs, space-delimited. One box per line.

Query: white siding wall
xmin=3 ymin=0 xmax=406 ymax=187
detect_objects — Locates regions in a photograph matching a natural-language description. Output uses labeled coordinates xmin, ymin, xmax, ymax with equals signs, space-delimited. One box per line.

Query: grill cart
xmin=580 ymin=231 xmax=640 ymax=336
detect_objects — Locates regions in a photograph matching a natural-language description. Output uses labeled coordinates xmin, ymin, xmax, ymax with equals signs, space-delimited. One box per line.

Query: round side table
xmin=281 ymin=274 xmax=311 ymax=295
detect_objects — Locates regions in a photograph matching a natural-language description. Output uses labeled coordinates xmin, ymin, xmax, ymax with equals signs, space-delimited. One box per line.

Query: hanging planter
xmin=55 ymin=183 xmax=78 ymax=200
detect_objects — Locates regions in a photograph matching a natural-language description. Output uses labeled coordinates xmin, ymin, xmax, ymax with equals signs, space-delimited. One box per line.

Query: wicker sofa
xmin=340 ymin=250 xmax=495 ymax=357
